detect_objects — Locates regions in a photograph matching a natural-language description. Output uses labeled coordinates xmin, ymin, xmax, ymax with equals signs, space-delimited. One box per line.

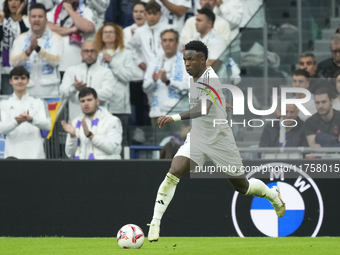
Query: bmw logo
xmin=232 ymin=163 xmax=324 ymax=237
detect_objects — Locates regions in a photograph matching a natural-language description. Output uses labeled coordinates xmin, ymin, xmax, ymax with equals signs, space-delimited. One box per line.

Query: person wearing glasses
xmin=318 ymin=34 xmax=340 ymax=79
xmin=94 ymin=22 xmax=133 ymax=148
xmin=60 ymin=40 xmax=116 ymax=120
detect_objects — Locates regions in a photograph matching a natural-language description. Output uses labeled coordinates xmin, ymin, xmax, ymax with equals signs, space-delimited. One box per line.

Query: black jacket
xmin=259 ymin=117 xmax=308 ymax=147
xmin=318 ymin=58 xmax=340 ymax=79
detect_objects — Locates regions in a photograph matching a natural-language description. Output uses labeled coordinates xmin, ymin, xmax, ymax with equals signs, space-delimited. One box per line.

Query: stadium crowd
xmin=0 ymin=0 xmax=340 ymax=159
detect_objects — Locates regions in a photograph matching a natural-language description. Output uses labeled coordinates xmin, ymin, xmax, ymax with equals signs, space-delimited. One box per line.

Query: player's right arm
xmin=157 ymin=99 xmax=213 ymax=128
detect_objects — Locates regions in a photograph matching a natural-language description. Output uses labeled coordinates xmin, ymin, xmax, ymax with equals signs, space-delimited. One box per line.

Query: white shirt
xmin=10 ymin=27 xmax=64 ymax=96
xmin=142 ymin=0 xmax=192 ymax=31
xmin=124 ymin=23 xmax=139 ymax=46
xmin=65 ymin=107 xmax=122 ymax=159
xmin=129 ymin=21 xmax=170 ymax=67
xmin=60 ymin=62 xmax=116 ymax=120
xmin=97 ymin=48 xmax=133 ymax=114
xmin=143 ymin=51 xmax=189 ymax=117
xmin=47 ymin=3 xmax=96 ymax=71
xmin=180 ymin=15 xmax=231 ymax=49
xmin=195 ymin=30 xmax=227 ymax=60
xmin=189 ymin=67 xmax=230 ymax=143
xmin=0 ymin=93 xmax=51 ymax=159
xmin=124 ymin=23 xmax=145 ymax=81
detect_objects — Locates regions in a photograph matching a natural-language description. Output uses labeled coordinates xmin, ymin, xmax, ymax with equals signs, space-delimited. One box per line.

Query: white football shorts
xmin=174 ymin=132 xmax=244 ymax=176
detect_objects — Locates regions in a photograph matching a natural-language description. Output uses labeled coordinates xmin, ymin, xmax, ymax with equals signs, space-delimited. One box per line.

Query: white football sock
xmin=151 ymin=172 xmax=179 ymax=225
xmin=245 ymin=179 xmax=279 ymax=203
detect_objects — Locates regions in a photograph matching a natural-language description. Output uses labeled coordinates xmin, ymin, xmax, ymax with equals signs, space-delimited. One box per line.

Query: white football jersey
xmin=190 ymin=67 xmax=230 ymax=143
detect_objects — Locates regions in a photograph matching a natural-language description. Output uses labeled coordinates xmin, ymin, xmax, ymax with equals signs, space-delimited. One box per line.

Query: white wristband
xmin=171 ymin=114 xmax=181 ymax=122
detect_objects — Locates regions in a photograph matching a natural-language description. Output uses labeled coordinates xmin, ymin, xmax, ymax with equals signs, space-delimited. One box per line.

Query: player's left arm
xmin=157 ymin=99 xmax=212 ymax=128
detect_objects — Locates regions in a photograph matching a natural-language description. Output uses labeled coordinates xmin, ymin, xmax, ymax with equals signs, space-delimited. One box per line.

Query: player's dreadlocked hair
xmin=185 ymin=41 xmax=208 ymax=61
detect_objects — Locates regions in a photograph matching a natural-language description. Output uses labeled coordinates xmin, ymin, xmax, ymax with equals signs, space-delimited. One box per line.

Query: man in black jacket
xmin=259 ymin=104 xmax=308 ymax=147
xmin=318 ymin=34 xmax=340 ymax=79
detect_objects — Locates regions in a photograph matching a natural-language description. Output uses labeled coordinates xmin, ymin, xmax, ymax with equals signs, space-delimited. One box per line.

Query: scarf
xmin=22 ymin=28 xmax=52 ymax=74
xmin=152 ymin=51 xmax=183 ymax=106
xmin=54 ymin=2 xmax=85 ymax=46
xmin=74 ymin=108 xmax=102 ymax=160
xmin=149 ymin=52 xmax=184 ymax=117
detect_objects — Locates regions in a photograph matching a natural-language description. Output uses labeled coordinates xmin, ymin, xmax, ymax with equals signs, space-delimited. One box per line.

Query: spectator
xmin=82 ymin=0 xmax=110 ymax=31
xmin=305 ymin=87 xmax=340 ymax=147
xmin=62 ymin=87 xmax=123 ymax=159
xmin=0 ymin=0 xmax=29 ymax=95
xmin=142 ymin=0 xmax=192 ymax=32
xmin=124 ymin=2 xmax=149 ymax=126
xmin=318 ymin=34 xmax=340 ymax=79
xmin=129 ymin=1 xmax=170 ymax=71
xmin=123 ymin=2 xmax=146 ymax=45
xmin=47 ymin=0 xmax=96 ymax=75
xmin=95 ymin=22 xmax=133 ymax=147
xmin=291 ymin=69 xmax=317 ymax=121
xmin=60 ymin=40 xmax=116 ymax=120
xmin=298 ymin=52 xmax=325 ymax=94
xmin=144 ymin=29 xmax=188 ymax=119
xmin=144 ymin=29 xmax=189 ymax=143
xmin=214 ymin=0 xmax=242 ymax=63
xmin=299 ymin=52 xmax=318 ymax=78
xmin=10 ymin=3 xmax=63 ymax=97
xmin=259 ymin=104 xmax=307 ymax=147
xmin=180 ymin=0 xmax=230 ymax=50
xmin=194 ymin=7 xmax=226 ymax=66
xmin=0 ymin=66 xmax=51 ymax=159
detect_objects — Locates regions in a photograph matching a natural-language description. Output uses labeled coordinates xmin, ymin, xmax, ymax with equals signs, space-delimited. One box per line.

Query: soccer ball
xmin=117 ymin=224 xmax=145 ymax=249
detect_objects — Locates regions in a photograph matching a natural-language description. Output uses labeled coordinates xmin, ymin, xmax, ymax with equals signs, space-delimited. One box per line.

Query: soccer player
xmin=147 ymin=41 xmax=286 ymax=242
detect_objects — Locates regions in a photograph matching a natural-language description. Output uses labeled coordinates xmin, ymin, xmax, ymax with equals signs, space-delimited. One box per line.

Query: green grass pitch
xmin=0 ymin=237 xmax=339 ymax=255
